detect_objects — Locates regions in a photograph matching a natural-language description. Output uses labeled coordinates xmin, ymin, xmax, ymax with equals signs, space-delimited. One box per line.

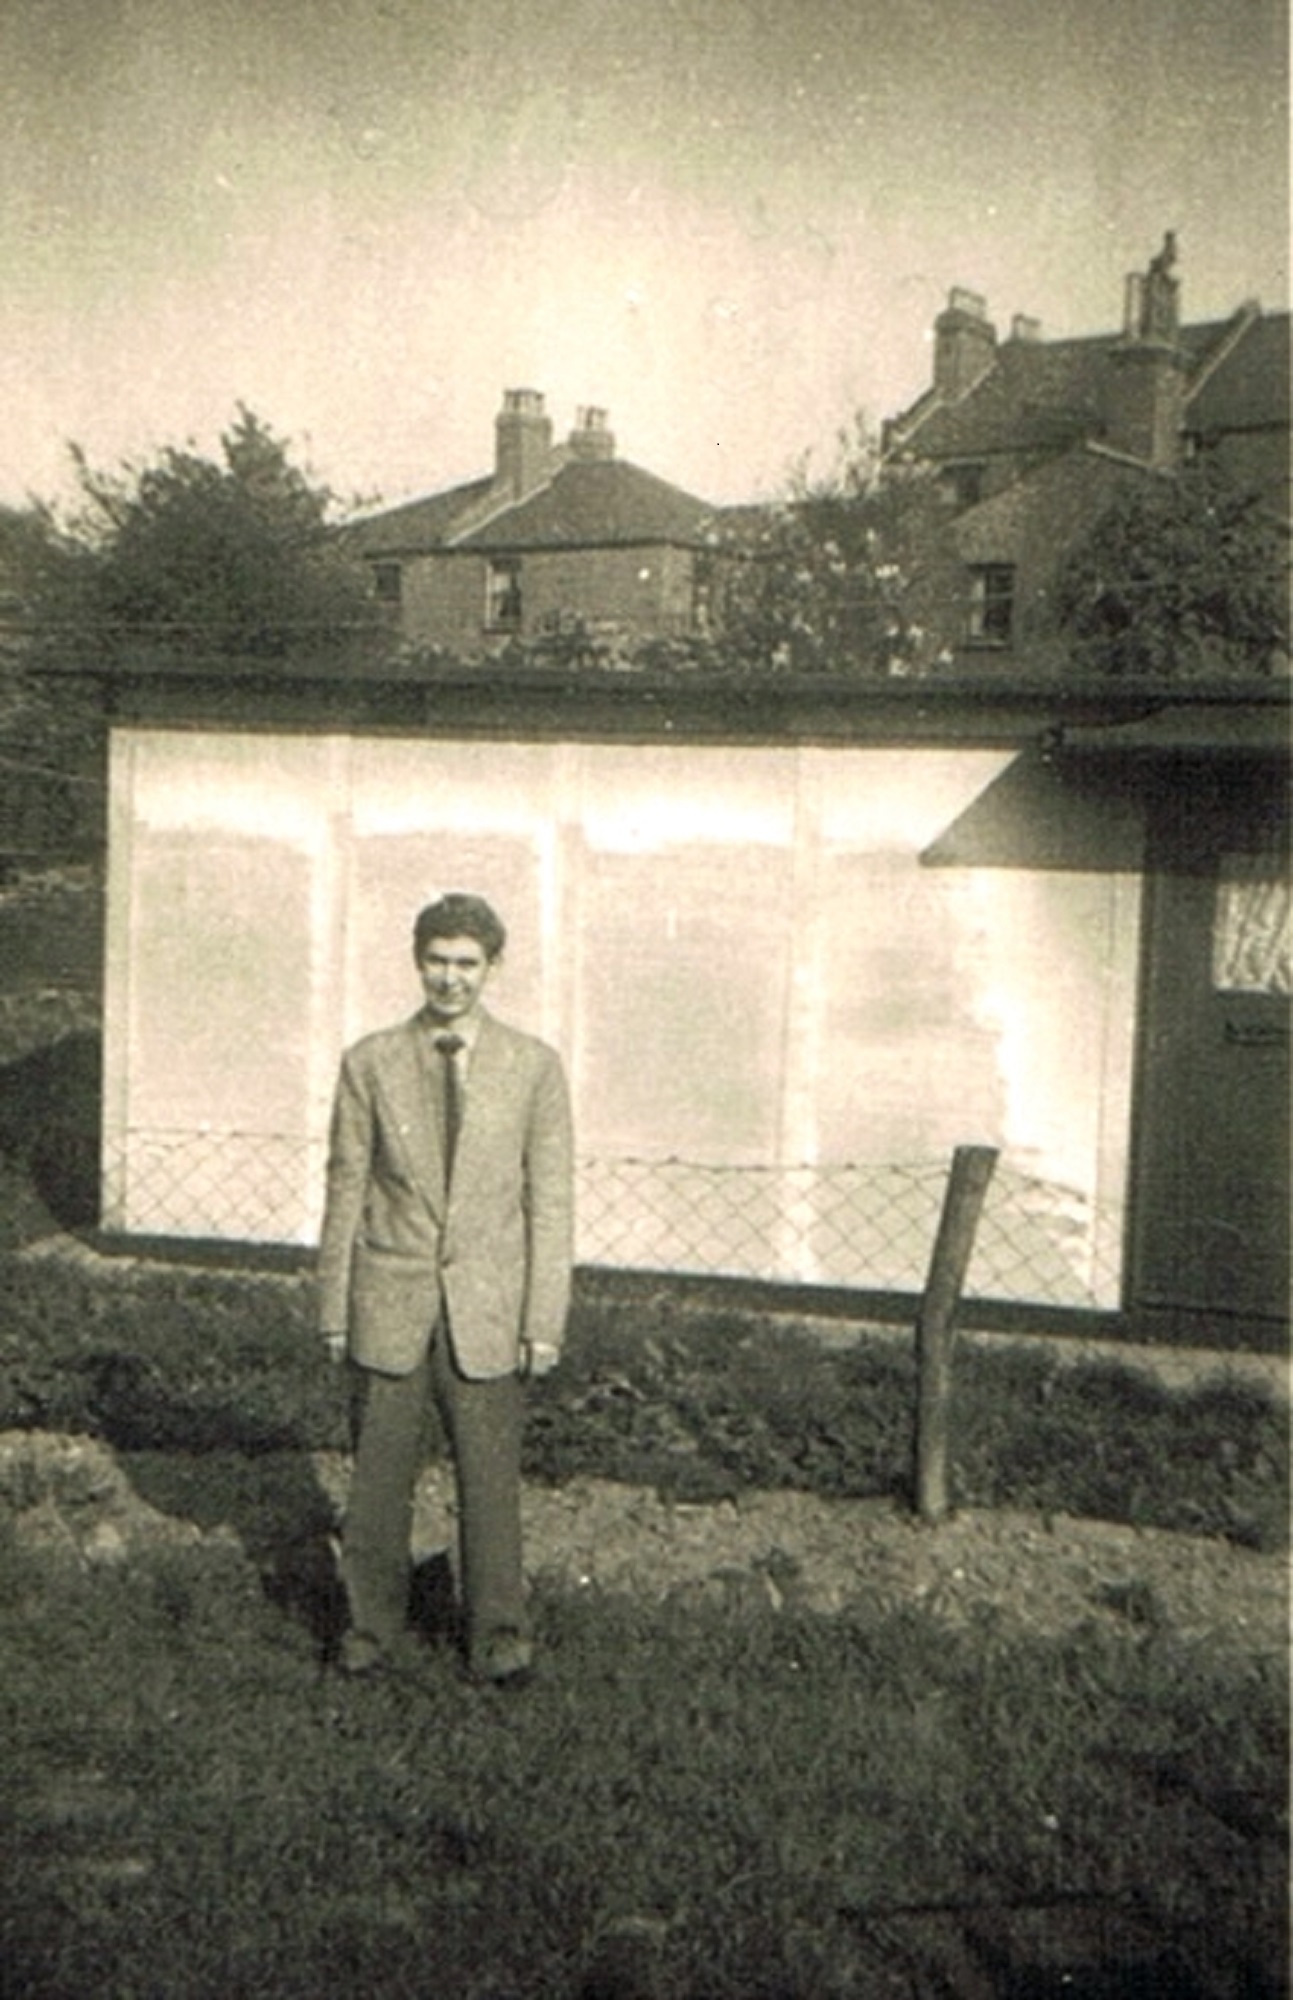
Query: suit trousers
xmin=342 ymin=1317 xmax=526 ymax=1656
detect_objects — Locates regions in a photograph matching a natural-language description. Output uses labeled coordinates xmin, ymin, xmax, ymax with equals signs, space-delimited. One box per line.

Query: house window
xmin=370 ymin=561 xmax=403 ymax=605
xmin=940 ymin=461 xmax=986 ymax=508
xmin=967 ymin=564 xmax=1015 ymax=647
xmin=486 ymin=557 xmax=523 ymax=631
xmin=691 ymin=551 xmax=718 ymax=635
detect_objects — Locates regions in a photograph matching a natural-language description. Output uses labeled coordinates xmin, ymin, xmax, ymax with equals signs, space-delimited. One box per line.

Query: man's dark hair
xmin=413 ymin=893 xmax=507 ymax=963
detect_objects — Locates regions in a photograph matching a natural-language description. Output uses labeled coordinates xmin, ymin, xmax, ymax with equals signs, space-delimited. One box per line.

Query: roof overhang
xmin=42 ymin=652 xmax=1291 ymax=760
xmin=922 ymin=695 xmax=1290 ymax=872
xmin=1057 ymin=701 xmax=1291 ymax=761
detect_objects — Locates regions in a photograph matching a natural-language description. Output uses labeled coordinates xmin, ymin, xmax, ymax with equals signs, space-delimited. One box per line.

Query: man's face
xmin=418 ymin=933 xmax=493 ymax=1022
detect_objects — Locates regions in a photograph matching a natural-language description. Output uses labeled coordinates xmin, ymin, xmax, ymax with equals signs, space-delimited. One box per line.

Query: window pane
xmin=968 ymin=564 xmax=1014 ymax=644
xmin=1213 ymin=855 xmax=1292 ymax=993
xmin=487 ymin=558 xmax=523 ymax=629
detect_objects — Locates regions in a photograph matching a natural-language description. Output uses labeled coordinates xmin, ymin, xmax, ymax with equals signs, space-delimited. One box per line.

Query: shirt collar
xmin=421 ymin=1008 xmax=483 ymax=1057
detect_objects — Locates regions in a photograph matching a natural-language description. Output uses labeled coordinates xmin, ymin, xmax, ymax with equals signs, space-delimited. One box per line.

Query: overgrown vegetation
xmin=0 ymin=1258 xmax=1285 ymax=1553
xmin=5 ymin=407 xmax=384 ymax=673
xmin=1055 ymin=456 xmax=1289 ymax=679
xmin=710 ymin=419 xmax=967 ymax=678
xmin=0 ymin=866 xmax=104 ymax=1244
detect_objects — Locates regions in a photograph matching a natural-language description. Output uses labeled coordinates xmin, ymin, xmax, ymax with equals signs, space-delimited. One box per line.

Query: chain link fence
xmin=101 ymin=1132 xmax=326 ymax=1246
xmin=576 ymin=1156 xmax=1116 ymax=1309
xmin=101 ymin=1132 xmax=1119 ymax=1310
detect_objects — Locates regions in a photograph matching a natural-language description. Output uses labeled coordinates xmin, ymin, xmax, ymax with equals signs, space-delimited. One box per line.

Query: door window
xmin=1212 ymin=854 xmax=1291 ymax=995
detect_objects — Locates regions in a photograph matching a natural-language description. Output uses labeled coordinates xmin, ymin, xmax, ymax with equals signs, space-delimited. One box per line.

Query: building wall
xmin=396 ymin=544 xmax=698 ymax=651
xmin=400 ymin=554 xmax=484 ymax=653
xmin=952 ymin=452 xmax=1149 ymax=668
xmin=103 ymin=727 xmax=1141 ymax=1309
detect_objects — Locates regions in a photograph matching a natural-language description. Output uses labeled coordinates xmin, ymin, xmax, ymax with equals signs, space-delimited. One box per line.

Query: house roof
xmin=342 ymin=457 xmax=715 ymax=558
xmin=456 ymin=458 xmax=714 ymax=551
xmin=889 ymin=307 xmax=1291 ymax=462
xmin=950 ymin=441 xmax=1164 ymax=561
xmin=898 ymin=333 xmax=1123 ymax=458
xmin=1186 ymin=310 xmax=1290 ymax=437
xmin=341 ymin=476 xmax=496 ymax=558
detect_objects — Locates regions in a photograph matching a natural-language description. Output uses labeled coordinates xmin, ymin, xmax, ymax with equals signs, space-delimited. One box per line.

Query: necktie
xmin=433 ymin=1032 xmax=465 ymax=1184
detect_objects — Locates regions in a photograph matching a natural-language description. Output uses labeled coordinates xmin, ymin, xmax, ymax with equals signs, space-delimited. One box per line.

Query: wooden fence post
xmin=914 ymin=1144 xmax=999 ymax=1524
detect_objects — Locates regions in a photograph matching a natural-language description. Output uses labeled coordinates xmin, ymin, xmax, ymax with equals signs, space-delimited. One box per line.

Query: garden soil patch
xmin=4 ymin=1431 xmax=1283 ymax=1665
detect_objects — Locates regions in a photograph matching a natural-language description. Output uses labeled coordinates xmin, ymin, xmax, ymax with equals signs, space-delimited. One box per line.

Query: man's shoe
xmin=470 ymin=1628 xmax=534 ymax=1687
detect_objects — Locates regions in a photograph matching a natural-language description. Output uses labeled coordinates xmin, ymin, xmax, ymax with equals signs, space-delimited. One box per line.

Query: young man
xmin=317 ymin=892 xmax=574 ymax=1684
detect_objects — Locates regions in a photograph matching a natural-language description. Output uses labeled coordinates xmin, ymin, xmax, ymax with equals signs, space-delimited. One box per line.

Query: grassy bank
xmin=0 ymin=1255 xmax=1286 ymax=1551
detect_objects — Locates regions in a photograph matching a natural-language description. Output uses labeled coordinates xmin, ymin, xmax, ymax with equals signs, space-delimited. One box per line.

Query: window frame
xmin=966 ymin=563 xmax=1015 ymax=648
xmin=370 ymin=561 xmax=403 ymax=607
xmin=940 ymin=461 xmax=986 ymax=509
xmin=485 ymin=556 xmax=524 ymax=633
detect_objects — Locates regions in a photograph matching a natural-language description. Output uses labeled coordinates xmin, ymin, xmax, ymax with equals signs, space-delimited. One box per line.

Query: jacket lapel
xmin=378 ymin=1018 xmax=448 ymax=1218
xmin=447 ymin=1011 xmax=514 ymax=1209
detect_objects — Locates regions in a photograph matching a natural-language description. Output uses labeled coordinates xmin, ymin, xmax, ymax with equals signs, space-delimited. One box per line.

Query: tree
xmin=0 ymin=503 xmax=107 ymax=863
xmin=1054 ymin=458 xmax=1289 ymax=679
xmin=712 ymin=417 xmax=966 ymax=676
xmin=23 ymin=407 xmax=384 ymax=670
xmin=1 ymin=504 xmax=53 ymax=703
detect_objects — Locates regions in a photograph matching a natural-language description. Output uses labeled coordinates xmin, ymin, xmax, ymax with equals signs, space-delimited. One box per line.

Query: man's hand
xmin=521 ymin=1340 xmax=559 ymax=1379
xmin=324 ymin=1332 xmax=348 ymax=1366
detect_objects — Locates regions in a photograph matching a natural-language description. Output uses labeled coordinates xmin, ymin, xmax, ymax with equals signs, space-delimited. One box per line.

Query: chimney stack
xmin=933 ymin=288 xmax=997 ymax=398
xmin=1106 ymin=235 xmax=1185 ymax=466
xmin=1122 ymin=274 xmax=1147 ymax=340
xmin=495 ymin=388 xmax=554 ymax=498
xmin=1010 ymin=313 xmax=1042 ymax=344
xmin=567 ymin=406 xmax=616 ymax=462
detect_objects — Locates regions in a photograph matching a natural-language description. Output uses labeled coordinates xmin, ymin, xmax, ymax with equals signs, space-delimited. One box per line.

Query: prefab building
xmin=98 ymin=665 xmax=1289 ymax=1350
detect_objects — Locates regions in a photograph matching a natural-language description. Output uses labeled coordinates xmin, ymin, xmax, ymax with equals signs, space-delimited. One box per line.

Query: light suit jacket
xmin=316 ymin=1008 xmax=574 ymax=1379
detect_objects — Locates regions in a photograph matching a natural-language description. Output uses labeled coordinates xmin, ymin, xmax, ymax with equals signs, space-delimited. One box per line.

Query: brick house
xmin=342 ymin=391 xmax=719 ymax=655
xmin=883 ymin=235 xmax=1291 ymax=668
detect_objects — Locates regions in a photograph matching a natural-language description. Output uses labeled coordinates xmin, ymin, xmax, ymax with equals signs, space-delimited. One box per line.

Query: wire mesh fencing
xmin=576 ymin=1155 xmax=1118 ymax=1309
xmin=100 ymin=1129 xmax=1120 ymax=1311
xmin=100 ymin=1132 xmax=327 ymax=1246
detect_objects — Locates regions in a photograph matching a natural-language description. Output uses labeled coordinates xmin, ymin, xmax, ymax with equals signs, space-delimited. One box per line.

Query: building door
xmin=1127 ymin=764 xmax=1289 ymax=1349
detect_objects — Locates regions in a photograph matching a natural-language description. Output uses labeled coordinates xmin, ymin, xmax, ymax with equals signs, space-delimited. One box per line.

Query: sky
xmin=1 ymin=0 xmax=1287 ymax=516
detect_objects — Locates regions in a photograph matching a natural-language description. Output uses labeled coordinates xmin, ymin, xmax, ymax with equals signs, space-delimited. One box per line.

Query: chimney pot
xmin=568 ymin=406 xmax=616 ymax=461
xmin=1010 ymin=314 xmax=1042 ymax=343
xmin=1123 ymin=273 xmax=1146 ymax=339
xmin=1122 ymin=237 xmax=1180 ymax=346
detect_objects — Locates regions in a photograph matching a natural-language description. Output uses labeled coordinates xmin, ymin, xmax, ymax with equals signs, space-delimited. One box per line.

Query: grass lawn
xmin=2 ymin=1501 xmax=1286 ymax=1999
